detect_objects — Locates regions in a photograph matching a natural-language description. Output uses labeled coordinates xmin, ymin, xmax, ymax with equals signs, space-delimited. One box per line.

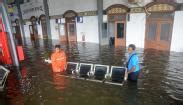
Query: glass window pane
xmin=160 ymin=23 xmax=171 ymax=41
xmin=117 ymin=23 xmax=124 ymax=38
xmin=147 ymin=23 xmax=157 ymax=40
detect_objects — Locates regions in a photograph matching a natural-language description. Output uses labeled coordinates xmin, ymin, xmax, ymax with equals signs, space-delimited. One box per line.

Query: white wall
xmin=48 ymin=0 xmax=97 ymax=16
xmin=126 ymin=13 xmax=146 ymax=48
xmin=171 ymin=11 xmax=183 ymax=52
xmin=50 ymin=19 xmax=59 ymax=39
xmin=76 ymin=16 xmax=99 ymax=43
xmin=103 ymin=0 xmax=153 ymax=9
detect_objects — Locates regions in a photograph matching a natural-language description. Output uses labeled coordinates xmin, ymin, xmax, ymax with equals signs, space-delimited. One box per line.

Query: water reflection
xmin=139 ymin=49 xmax=170 ymax=104
xmin=19 ymin=66 xmax=31 ymax=95
xmin=52 ymin=73 xmax=68 ymax=91
xmin=0 ymin=39 xmax=183 ymax=105
xmin=2 ymin=68 xmax=24 ymax=105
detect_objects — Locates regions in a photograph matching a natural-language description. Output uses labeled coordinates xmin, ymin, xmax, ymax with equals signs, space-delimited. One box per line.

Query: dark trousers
xmin=128 ymin=71 xmax=139 ymax=82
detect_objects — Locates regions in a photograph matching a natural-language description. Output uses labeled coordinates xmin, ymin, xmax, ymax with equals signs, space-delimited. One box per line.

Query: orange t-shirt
xmin=51 ymin=51 xmax=67 ymax=72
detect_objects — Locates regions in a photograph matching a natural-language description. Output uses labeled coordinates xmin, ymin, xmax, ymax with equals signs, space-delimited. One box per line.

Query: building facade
xmin=19 ymin=0 xmax=183 ymax=52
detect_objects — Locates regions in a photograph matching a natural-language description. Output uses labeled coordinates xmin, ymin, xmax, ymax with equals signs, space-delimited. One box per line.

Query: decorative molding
xmin=130 ymin=7 xmax=144 ymax=13
xmin=78 ymin=11 xmax=97 ymax=16
xmin=63 ymin=10 xmax=77 ymax=18
xmin=64 ymin=12 xmax=76 ymax=18
xmin=145 ymin=2 xmax=176 ymax=13
xmin=50 ymin=15 xmax=63 ymax=19
xmin=106 ymin=4 xmax=129 ymax=14
xmin=148 ymin=4 xmax=174 ymax=12
xmin=107 ymin=7 xmax=127 ymax=14
xmin=50 ymin=11 xmax=97 ymax=19
xmin=108 ymin=15 xmax=126 ymax=22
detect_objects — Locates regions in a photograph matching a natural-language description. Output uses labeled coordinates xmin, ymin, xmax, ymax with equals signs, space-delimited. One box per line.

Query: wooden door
xmin=115 ymin=21 xmax=126 ymax=46
xmin=67 ymin=22 xmax=77 ymax=42
xmin=145 ymin=20 xmax=173 ymax=51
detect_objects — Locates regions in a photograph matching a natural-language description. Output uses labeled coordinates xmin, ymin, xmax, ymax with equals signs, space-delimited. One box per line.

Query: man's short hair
xmin=128 ymin=44 xmax=136 ymax=50
xmin=55 ymin=45 xmax=61 ymax=49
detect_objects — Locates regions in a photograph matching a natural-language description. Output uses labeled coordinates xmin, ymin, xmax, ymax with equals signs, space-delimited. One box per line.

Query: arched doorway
xmin=62 ymin=10 xmax=77 ymax=43
xmin=106 ymin=4 xmax=129 ymax=47
xmin=29 ymin=16 xmax=39 ymax=45
xmin=144 ymin=2 xmax=176 ymax=51
xmin=39 ymin=15 xmax=48 ymax=39
xmin=14 ymin=19 xmax=22 ymax=45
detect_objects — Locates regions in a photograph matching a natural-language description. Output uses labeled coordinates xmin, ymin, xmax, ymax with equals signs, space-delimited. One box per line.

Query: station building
xmin=16 ymin=0 xmax=183 ymax=52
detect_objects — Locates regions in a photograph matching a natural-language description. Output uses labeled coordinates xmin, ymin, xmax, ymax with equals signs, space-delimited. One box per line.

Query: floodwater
xmin=0 ymin=39 xmax=183 ymax=105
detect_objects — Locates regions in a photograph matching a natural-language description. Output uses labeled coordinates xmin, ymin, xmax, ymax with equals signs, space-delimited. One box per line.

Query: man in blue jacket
xmin=126 ymin=44 xmax=140 ymax=82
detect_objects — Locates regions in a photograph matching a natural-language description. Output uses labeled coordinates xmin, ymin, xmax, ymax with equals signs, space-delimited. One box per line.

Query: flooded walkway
xmin=0 ymin=40 xmax=183 ymax=105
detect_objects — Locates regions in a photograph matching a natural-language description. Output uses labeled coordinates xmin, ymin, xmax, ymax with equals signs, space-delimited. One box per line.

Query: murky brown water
xmin=0 ymin=39 xmax=183 ymax=105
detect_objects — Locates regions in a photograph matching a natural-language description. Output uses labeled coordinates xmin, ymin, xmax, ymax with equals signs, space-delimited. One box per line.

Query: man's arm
xmin=128 ymin=66 xmax=136 ymax=74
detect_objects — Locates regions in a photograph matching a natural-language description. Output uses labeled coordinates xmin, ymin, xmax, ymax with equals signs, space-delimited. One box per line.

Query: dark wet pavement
xmin=0 ymin=40 xmax=183 ymax=105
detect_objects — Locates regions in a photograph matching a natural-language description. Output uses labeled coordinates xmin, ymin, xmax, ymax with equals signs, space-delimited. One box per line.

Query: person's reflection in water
xmin=20 ymin=66 xmax=31 ymax=95
xmin=52 ymin=73 xmax=68 ymax=90
xmin=31 ymin=37 xmax=40 ymax=48
xmin=124 ymin=82 xmax=139 ymax=105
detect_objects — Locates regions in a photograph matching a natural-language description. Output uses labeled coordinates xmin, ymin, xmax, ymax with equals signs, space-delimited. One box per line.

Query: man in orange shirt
xmin=51 ymin=45 xmax=67 ymax=72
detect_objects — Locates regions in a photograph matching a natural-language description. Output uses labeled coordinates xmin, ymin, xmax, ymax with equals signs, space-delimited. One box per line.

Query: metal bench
xmin=93 ymin=64 xmax=109 ymax=80
xmin=66 ymin=62 xmax=79 ymax=74
xmin=78 ymin=63 xmax=93 ymax=79
xmin=110 ymin=66 xmax=127 ymax=83
xmin=59 ymin=62 xmax=128 ymax=86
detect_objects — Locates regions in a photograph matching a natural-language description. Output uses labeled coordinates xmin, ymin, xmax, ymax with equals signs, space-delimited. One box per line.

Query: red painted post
xmin=16 ymin=46 xmax=24 ymax=61
xmin=0 ymin=17 xmax=13 ymax=65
